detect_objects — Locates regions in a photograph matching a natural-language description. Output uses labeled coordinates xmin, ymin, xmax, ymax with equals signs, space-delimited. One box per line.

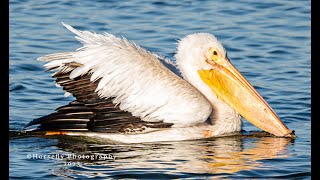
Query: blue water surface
xmin=9 ymin=0 xmax=310 ymax=179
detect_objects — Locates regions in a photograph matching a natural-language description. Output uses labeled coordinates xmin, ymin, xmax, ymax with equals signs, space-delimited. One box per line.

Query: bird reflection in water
xmin=51 ymin=134 xmax=293 ymax=176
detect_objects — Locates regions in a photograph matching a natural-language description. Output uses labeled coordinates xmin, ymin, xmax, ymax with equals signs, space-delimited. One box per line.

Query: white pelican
xmin=24 ymin=23 xmax=295 ymax=143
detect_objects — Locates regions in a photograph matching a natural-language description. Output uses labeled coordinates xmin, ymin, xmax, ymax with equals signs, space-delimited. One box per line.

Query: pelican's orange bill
xmin=198 ymin=58 xmax=295 ymax=138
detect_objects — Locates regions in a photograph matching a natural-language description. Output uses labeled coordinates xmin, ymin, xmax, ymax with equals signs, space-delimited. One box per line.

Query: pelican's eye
xmin=210 ymin=49 xmax=220 ymax=62
xmin=212 ymin=51 xmax=218 ymax=56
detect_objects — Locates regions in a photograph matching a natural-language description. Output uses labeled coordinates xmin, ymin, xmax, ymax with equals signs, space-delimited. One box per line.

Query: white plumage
xmin=40 ymin=23 xmax=213 ymax=127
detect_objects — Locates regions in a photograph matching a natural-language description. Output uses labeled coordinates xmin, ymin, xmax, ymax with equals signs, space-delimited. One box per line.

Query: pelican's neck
xmin=176 ymin=60 xmax=242 ymax=133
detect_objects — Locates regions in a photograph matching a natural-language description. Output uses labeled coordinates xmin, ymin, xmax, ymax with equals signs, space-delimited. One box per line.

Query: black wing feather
xmin=25 ymin=68 xmax=173 ymax=133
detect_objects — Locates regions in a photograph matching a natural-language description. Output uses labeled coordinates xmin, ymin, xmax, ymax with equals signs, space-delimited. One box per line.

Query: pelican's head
xmin=175 ymin=33 xmax=295 ymax=138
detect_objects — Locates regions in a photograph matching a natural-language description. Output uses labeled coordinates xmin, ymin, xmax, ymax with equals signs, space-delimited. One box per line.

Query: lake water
xmin=9 ymin=0 xmax=311 ymax=179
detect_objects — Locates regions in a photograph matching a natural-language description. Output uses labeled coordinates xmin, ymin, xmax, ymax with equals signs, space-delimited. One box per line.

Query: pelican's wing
xmin=28 ymin=23 xmax=211 ymax=131
xmin=26 ymin=100 xmax=173 ymax=133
